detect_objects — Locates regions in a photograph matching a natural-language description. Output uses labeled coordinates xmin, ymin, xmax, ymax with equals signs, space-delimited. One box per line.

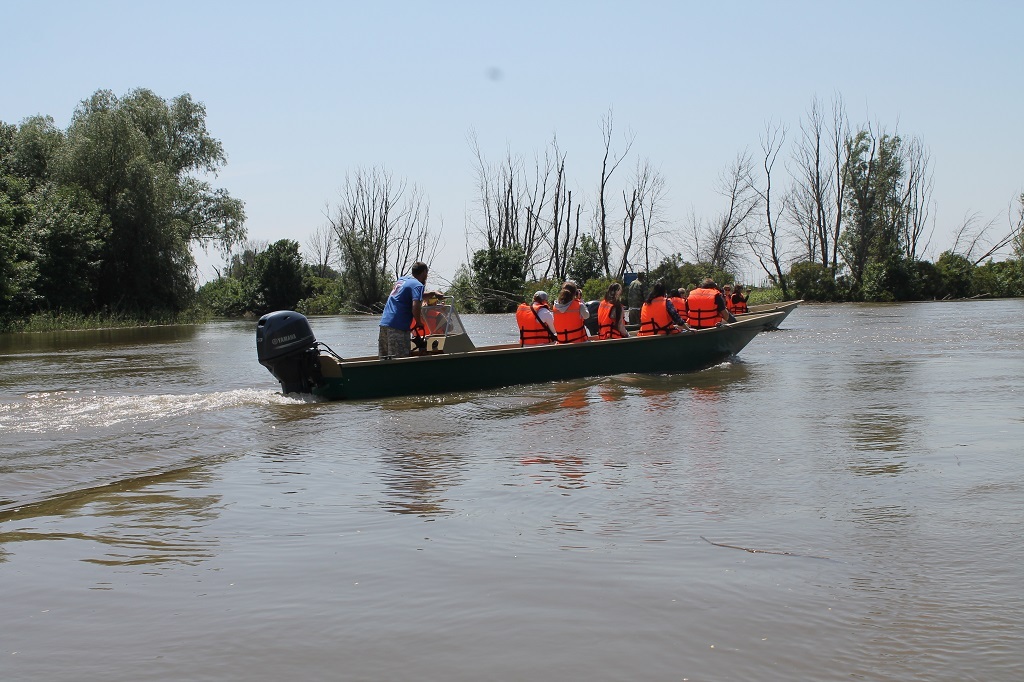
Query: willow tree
xmin=57 ymin=89 xmax=246 ymax=313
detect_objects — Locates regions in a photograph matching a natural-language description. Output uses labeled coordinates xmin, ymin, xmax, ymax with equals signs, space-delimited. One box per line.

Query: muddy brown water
xmin=1 ymin=301 xmax=1022 ymax=681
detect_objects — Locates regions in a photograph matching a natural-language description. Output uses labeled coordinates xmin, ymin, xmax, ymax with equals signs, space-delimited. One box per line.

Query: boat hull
xmin=310 ymin=310 xmax=785 ymax=401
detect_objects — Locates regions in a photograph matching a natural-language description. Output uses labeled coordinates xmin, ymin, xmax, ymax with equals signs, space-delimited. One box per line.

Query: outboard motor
xmin=256 ymin=311 xmax=320 ymax=394
xmin=584 ymin=300 xmax=601 ymax=336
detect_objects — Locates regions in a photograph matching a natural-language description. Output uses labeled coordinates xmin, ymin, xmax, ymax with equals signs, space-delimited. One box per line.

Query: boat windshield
xmin=421 ymin=304 xmax=464 ymax=336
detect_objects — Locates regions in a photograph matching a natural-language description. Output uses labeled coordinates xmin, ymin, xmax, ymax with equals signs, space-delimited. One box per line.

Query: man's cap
xmin=534 ymin=291 xmax=548 ymax=302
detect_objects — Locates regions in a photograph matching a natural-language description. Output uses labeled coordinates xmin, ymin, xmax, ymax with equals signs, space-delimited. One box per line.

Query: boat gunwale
xmin=329 ymin=310 xmax=787 ymax=368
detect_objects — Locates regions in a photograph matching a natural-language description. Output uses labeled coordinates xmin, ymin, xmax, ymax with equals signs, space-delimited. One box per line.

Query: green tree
xmin=0 ymin=131 xmax=41 ymax=320
xmin=788 ymin=261 xmax=839 ymax=301
xmin=447 ymin=264 xmax=480 ymax=313
xmin=840 ymin=130 xmax=910 ymax=298
xmin=935 ymin=251 xmax=974 ymax=299
xmin=971 ymin=259 xmax=1023 ymax=298
xmin=649 ymin=254 xmax=732 ymax=293
xmin=27 ymin=184 xmax=109 ymax=311
xmin=254 ymin=239 xmax=307 ymax=314
xmin=566 ymin=234 xmax=603 ymax=284
xmin=196 ymin=276 xmax=255 ymax=317
xmin=471 ymin=245 xmax=526 ymax=313
xmin=57 ymin=89 xmax=245 ymax=314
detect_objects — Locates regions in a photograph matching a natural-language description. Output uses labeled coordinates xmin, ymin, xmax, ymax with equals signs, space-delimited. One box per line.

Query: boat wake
xmin=0 ymin=388 xmax=305 ymax=434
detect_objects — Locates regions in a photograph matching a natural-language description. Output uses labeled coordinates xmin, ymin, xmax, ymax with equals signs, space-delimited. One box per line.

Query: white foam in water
xmin=0 ymin=388 xmax=306 ymax=434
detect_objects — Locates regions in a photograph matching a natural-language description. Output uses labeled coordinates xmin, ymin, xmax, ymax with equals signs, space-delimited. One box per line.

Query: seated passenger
xmin=410 ymin=290 xmax=446 ymax=336
xmin=686 ymin=278 xmax=735 ymax=328
xmin=597 ymin=282 xmax=629 ymax=339
xmin=731 ymin=285 xmax=749 ymax=314
xmin=669 ymin=288 xmax=687 ymax=316
xmin=638 ymin=282 xmax=685 ymax=336
xmin=551 ymin=281 xmax=589 ymax=343
xmin=516 ymin=291 xmax=557 ymax=346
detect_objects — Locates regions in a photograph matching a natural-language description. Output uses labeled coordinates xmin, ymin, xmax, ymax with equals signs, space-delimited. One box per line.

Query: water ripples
xmin=0 ymin=387 xmax=304 ymax=434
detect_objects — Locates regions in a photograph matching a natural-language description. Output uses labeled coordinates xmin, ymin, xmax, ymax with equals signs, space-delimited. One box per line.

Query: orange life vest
xmin=686 ymin=288 xmax=722 ymax=328
xmin=670 ymin=296 xmax=687 ymax=314
xmin=638 ymin=296 xmax=680 ymax=336
xmin=409 ymin=306 xmax=445 ymax=335
xmin=731 ymin=293 xmax=748 ymax=314
xmin=597 ymin=300 xmax=626 ymax=339
xmin=552 ymin=299 xmax=588 ymax=343
xmin=516 ymin=302 xmax=555 ymax=346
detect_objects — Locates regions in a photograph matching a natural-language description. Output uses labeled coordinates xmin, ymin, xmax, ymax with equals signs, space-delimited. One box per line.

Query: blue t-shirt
xmin=379 ymin=275 xmax=424 ymax=331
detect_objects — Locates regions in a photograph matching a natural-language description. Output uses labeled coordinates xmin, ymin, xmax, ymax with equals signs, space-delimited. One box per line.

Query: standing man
xmin=626 ymin=272 xmax=647 ymax=326
xmin=379 ymin=261 xmax=429 ymax=358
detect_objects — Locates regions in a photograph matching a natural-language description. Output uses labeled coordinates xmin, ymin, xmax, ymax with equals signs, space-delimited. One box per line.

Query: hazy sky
xmin=3 ymin=0 xmax=1022 ymax=285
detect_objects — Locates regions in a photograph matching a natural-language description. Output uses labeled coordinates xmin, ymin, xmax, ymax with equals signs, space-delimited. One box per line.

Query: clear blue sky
xmin=3 ymin=0 xmax=1022 ymax=284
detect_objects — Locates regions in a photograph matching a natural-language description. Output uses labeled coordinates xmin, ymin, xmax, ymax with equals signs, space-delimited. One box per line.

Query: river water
xmin=1 ymin=301 xmax=1021 ymax=681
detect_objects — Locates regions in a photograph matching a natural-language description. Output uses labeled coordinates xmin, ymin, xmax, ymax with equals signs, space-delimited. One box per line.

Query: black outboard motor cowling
xmin=256 ymin=311 xmax=320 ymax=394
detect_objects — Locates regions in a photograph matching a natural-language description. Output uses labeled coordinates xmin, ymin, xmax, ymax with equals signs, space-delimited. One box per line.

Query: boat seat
xmin=319 ymin=353 xmax=342 ymax=377
xmin=409 ymin=334 xmax=447 ymax=353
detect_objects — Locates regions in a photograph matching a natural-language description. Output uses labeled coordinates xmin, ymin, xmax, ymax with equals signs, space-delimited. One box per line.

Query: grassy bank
xmin=745 ymin=287 xmax=785 ymax=305
xmin=1 ymin=309 xmax=210 ymax=334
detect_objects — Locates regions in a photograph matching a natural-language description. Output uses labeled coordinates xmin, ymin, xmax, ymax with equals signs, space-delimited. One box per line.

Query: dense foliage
xmin=1 ymin=89 xmax=245 ymax=329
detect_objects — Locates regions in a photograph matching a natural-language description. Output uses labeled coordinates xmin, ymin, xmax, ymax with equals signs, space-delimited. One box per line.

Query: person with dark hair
xmin=685 ymin=277 xmax=734 ymax=328
xmin=379 ymin=261 xmax=429 ymax=358
xmin=638 ymin=281 xmax=685 ymax=335
xmin=669 ymin=287 xmax=687 ymax=315
xmin=551 ymin=281 xmax=589 ymax=343
xmin=730 ymin=284 xmax=749 ymax=314
xmin=516 ymin=290 xmax=557 ymax=346
xmin=597 ymin=282 xmax=629 ymax=339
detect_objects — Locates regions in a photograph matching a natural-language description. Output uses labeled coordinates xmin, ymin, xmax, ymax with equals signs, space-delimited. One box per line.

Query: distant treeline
xmin=208 ymin=99 xmax=1024 ymax=317
xmin=5 ymin=92 xmax=1024 ymax=331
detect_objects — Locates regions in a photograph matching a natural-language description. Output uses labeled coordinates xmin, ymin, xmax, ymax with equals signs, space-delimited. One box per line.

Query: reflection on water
xmin=0 ymin=467 xmax=220 ymax=568
xmin=376 ymin=450 xmax=467 ymax=516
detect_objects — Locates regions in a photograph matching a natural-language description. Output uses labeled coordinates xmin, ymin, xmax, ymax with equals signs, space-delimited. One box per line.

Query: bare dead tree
xmin=788 ymin=96 xmax=832 ymax=264
xmin=951 ymin=197 xmax=1024 ymax=265
xmin=681 ymin=208 xmax=704 ymax=264
xmin=618 ymin=186 xmax=639 ymax=280
xmin=1014 ymin=193 xmax=1024 ymax=258
xmin=543 ymin=138 xmax=585 ymax=282
xmin=899 ymin=137 xmax=934 ymax=261
xmin=326 ymin=166 xmax=435 ymax=309
xmin=828 ymin=95 xmax=850 ymax=271
xmin=389 ymin=185 xmax=440 ymax=278
xmin=700 ymin=151 xmax=761 ymax=272
xmin=614 ymin=158 xmax=666 ymax=278
xmin=637 ymin=160 xmax=667 ymax=275
xmin=468 ymin=131 xmax=552 ymax=277
xmin=947 ymin=211 xmax=997 ymax=263
xmin=595 ymin=109 xmax=635 ymax=277
xmin=304 ymin=222 xmax=338 ymax=278
xmin=787 ymin=95 xmax=849 ymax=270
xmin=749 ymin=122 xmax=790 ymax=298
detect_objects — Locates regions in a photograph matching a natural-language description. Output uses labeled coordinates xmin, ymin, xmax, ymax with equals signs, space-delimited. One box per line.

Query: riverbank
xmin=0 ymin=309 xmax=209 ymax=334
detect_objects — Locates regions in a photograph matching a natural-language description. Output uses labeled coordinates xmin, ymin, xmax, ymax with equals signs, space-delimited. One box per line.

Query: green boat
xmin=256 ymin=302 xmax=788 ymax=401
